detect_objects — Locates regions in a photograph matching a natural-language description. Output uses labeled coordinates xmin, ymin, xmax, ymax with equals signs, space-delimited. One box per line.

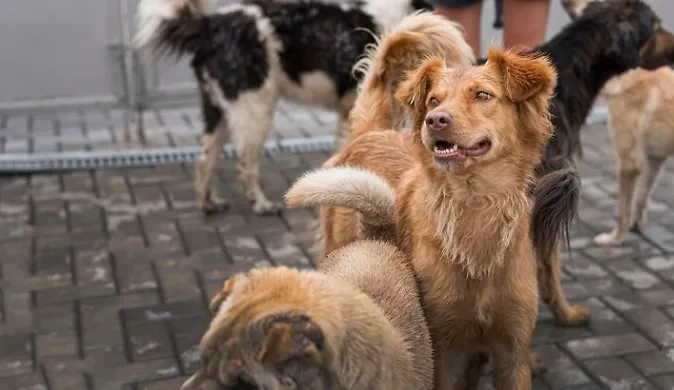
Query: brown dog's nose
xmin=425 ymin=112 xmax=452 ymax=131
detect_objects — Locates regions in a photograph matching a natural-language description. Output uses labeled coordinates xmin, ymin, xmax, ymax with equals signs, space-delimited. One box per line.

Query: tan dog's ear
xmin=258 ymin=317 xmax=325 ymax=365
xmin=486 ymin=48 xmax=557 ymax=103
xmin=208 ymin=274 xmax=243 ymax=314
xmin=395 ymin=56 xmax=446 ymax=113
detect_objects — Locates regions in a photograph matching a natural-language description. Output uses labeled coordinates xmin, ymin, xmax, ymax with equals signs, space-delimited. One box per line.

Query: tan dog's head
xmin=395 ymin=48 xmax=557 ymax=175
xmin=182 ymin=267 xmax=332 ymax=390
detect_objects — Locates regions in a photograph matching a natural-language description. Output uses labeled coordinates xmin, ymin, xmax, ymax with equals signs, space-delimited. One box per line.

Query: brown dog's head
xmin=395 ymin=48 xmax=557 ymax=176
xmin=181 ymin=267 xmax=332 ymax=390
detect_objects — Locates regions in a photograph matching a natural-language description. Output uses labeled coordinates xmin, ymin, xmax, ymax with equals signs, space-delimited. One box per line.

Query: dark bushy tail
xmin=531 ymin=157 xmax=580 ymax=263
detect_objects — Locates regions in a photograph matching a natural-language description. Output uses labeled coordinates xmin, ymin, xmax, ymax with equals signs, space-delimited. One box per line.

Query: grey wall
xmin=0 ymin=0 xmax=672 ymax=110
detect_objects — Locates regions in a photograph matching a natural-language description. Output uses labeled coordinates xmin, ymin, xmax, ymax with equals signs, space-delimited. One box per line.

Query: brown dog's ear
xmin=395 ymin=56 xmax=446 ymax=112
xmin=258 ymin=317 xmax=325 ymax=365
xmin=208 ymin=274 xmax=243 ymax=314
xmin=486 ymin=48 xmax=557 ymax=103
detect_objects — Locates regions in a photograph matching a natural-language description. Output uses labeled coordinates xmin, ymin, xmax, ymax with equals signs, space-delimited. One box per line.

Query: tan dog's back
xmin=604 ymin=66 xmax=674 ymax=157
xmin=320 ymin=240 xmax=433 ymax=389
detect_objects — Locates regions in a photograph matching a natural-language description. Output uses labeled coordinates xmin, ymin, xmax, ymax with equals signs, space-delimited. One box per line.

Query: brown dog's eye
xmin=428 ymin=97 xmax=439 ymax=107
xmin=476 ymin=91 xmax=492 ymax=101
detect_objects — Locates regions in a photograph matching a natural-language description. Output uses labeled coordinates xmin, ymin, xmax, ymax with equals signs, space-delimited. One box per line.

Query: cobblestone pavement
xmin=1 ymin=104 xmax=674 ymax=390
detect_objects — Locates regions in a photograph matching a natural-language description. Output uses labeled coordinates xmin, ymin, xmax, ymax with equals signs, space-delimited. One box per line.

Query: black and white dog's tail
xmin=134 ymin=0 xmax=213 ymax=56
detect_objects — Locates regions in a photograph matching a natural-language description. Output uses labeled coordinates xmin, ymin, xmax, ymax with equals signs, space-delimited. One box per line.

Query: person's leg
xmin=502 ymin=0 xmax=551 ymax=50
xmin=430 ymin=0 xmax=483 ymax=56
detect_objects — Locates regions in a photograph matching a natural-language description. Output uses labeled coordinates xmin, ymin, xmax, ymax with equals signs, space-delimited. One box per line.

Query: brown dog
xmin=592 ymin=65 xmax=674 ymax=245
xmin=287 ymin=48 xmax=576 ymax=389
xmin=180 ymin=239 xmax=433 ymax=390
xmin=315 ymin=10 xmax=475 ymax=263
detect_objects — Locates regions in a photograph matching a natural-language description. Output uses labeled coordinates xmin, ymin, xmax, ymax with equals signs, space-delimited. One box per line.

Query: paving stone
xmin=623 ymin=309 xmax=674 ymax=348
xmin=565 ymin=333 xmax=657 ymax=360
xmin=584 ymin=357 xmax=658 ymax=389
xmin=127 ymin=322 xmax=174 ymax=362
xmin=535 ymin=344 xmax=592 ymax=388
xmin=626 ymin=349 xmax=674 ymax=377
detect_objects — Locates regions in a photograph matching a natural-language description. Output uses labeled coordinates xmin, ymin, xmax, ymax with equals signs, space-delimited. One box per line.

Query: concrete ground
xmin=1 ymin=104 xmax=674 ymax=389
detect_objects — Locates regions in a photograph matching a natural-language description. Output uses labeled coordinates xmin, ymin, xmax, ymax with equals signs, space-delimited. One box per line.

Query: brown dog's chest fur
xmin=395 ymin=163 xmax=539 ymax=351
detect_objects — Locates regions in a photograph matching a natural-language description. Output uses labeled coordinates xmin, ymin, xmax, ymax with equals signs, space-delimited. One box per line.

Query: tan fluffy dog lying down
xmin=593 ymin=65 xmax=674 ymax=246
xmin=180 ymin=240 xmax=433 ymax=390
xmin=287 ymin=48 xmax=581 ymax=389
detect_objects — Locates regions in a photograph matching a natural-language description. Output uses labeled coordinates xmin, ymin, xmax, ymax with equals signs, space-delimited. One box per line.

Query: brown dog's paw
xmin=529 ymin=352 xmax=545 ymax=376
xmin=556 ymin=304 xmax=591 ymax=327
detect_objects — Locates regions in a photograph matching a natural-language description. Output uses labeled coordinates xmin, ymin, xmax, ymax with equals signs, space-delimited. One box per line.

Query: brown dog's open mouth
xmin=433 ymin=139 xmax=491 ymax=161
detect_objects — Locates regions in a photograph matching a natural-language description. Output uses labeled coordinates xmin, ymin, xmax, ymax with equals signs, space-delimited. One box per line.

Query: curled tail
xmin=285 ymin=167 xmax=396 ymax=239
xmin=134 ymin=0 xmax=213 ymax=56
xmin=349 ymin=11 xmax=475 ymax=137
xmin=531 ymin=157 xmax=580 ymax=263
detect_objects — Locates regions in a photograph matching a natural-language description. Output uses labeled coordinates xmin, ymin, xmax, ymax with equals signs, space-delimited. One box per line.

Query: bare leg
xmin=631 ymin=156 xmax=666 ymax=231
xmin=539 ymin=246 xmax=591 ymax=326
xmin=502 ymin=0 xmax=551 ymax=50
xmin=432 ymin=1 xmax=483 ymax=56
xmin=593 ymin=164 xmax=640 ymax=245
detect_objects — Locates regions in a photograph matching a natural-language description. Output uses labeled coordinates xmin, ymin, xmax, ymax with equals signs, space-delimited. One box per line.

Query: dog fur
xmin=287 ymin=48 xmax=573 ymax=389
xmin=180 ymin=239 xmax=433 ymax=390
xmin=589 ymin=66 xmax=674 ymax=246
xmin=307 ymin=10 xmax=476 ymax=262
xmin=464 ymin=0 xmax=669 ymax=326
xmin=134 ymin=0 xmax=474 ymax=216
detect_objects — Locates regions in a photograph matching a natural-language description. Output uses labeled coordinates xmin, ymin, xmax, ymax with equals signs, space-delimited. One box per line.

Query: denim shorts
xmin=425 ymin=0 xmax=504 ymax=28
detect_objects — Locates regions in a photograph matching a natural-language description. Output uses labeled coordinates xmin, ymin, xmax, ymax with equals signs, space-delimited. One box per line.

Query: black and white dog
xmin=135 ymin=0 xmax=437 ymax=215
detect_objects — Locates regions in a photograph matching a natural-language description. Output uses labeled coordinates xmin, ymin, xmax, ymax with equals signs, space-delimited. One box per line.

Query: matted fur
xmin=288 ymin=48 xmax=564 ymax=389
xmin=592 ymin=66 xmax=674 ymax=246
xmin=181 ymin=240 xmax=433 ymax=390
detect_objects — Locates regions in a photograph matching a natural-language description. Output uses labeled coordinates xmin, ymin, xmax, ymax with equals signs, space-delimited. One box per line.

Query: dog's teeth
xmin=450 ymin=144 xmax=458 ymax=152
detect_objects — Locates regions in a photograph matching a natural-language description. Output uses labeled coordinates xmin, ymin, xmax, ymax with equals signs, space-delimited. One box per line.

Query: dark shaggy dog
xmin=134 ymin=0 xmax=436 ymax=216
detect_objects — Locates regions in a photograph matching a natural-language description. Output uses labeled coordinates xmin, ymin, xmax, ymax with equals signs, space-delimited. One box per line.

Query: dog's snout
xmin=425 ymin=112 xmax=452 ymax=131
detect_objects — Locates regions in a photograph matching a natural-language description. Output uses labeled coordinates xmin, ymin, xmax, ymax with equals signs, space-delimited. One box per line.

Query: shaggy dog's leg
xmin=631 ymin=155 xmax=666 ymax=231
xmin=194 ymin=91 xmax=230 ymax=215
xmin=195 ymin=122 xmax=229 ymax=215
xmin=539 ymin=247 xmax=590 ymax=326
xmin=229 ymin=88 xmax=281 ymax=215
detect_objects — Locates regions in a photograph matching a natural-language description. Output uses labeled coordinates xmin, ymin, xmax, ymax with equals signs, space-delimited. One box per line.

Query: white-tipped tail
xmin=285 ymin=166 xmax=395 ymax=227
xmin=134 ymin=0 xmax=213 ymax=49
